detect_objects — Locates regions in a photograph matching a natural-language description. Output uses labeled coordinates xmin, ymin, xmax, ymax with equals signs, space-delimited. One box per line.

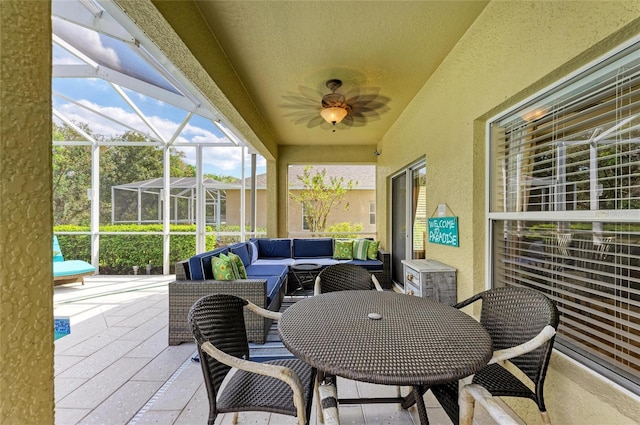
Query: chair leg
xmin=318 ymin=382 xmax=340 ymax=425
xmin=232 ymin=412 xmax=239 ymax=425
xmin=316 ymin=376 xmax=324 ymax=424
xmin=459 ymin=385 xmax=476 ymax=425
xmin=541 ymin=410 xmax=552 ymax=425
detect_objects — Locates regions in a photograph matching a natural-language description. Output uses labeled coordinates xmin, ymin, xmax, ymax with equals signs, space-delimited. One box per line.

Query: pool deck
xmin=53 ymin=275 xmax=513 ymax=425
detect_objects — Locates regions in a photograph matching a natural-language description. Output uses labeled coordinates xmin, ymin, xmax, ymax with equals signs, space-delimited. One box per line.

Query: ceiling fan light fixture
xmin=320 ymin=106 xmax=348 ymax=125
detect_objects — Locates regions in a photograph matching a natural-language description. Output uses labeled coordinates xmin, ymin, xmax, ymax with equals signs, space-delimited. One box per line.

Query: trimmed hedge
xmin=54 ymin=225 xmax=216 ymax=275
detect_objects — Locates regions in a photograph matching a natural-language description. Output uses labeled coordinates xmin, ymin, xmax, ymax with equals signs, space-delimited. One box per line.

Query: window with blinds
xmin=488 ymin=42 xmax=640 ymax=392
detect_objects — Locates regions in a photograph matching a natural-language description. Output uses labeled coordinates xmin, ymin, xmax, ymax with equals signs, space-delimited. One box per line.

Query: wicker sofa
xmin=168 ymin=237 xmax=390 ymax=346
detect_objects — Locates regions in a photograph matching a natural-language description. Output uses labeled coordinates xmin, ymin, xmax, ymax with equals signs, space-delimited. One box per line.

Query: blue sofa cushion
xmin=257 ymin=238 xmax=292 ymax=258
xmin=293 ymin=258 xmax=339 ymax=267
xmin=252 ymin=258 xmax=296 ymax=267
xmin=188 ymin=247 xmax=228 ymax=280
xmin=229 ymin=243 xmax=251 ymax=267
xmin=293 ymin=238 xmax=333 ymax=259
xmin=250 ymin=275 xmax=284 ymax=304
xmin=246 ymin=264 xmax=289 ymax=279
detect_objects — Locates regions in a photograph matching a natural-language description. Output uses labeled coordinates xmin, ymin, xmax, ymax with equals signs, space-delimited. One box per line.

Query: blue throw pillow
xmin=230 ymin=244 xmax=251 ymax=267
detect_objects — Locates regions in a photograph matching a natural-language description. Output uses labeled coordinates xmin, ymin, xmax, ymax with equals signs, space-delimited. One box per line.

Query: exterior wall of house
xmin=0 ymin=1 xmax=54 ymax=423
xmin=375 ymin=2 xmax=640 ymax=424
xmin=224 ymin=190 xmax=268 ymax=229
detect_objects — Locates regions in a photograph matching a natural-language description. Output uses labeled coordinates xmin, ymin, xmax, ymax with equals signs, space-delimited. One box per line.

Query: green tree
xmin=289 ymin=166 xmax=356 ymax=232
xmin=53 ymin=122 xmax=198 ymax=226
xmin=52 ymin=122 xmax=96 ymax=226
xmin=206 ymin=173 xmax=237 ymax=183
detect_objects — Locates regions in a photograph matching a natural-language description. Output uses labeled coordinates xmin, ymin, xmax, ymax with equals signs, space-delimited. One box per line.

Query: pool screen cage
xmin=111 ymin=177 xmax=239 ymax=226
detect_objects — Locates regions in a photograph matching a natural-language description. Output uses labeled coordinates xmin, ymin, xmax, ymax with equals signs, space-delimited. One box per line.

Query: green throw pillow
xmin=211 ymin=253 xmax=239 ymax=280
xmin=227 ymin=252 xmax=248 ymax=279
xmin=333 ymin=239 xmax=354 ymax=260
xmin=367 ymin=240 xmax=380 ymax=260
xmin=352 ymin=239 xmax=369 ymax=260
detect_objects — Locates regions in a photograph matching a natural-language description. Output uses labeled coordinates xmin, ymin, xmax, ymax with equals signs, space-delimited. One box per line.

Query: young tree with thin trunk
xmin=289 ymin=166 xmax=356 ymax=233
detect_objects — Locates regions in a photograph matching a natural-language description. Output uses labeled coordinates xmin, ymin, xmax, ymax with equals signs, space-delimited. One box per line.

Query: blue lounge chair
xmin=53 ymin=236 xmax=96 ymax=285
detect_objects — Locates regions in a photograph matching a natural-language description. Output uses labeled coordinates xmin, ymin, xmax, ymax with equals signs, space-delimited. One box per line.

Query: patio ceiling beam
xmin=168 ymin=112 xmax=193 ymax=146
xmin=52 ymin=2 xmax=133 ymax=44
xmin=110 ymin=83 xmax=167 ymax=143
xmin=53 ymin=64 xmax=215 ymax=120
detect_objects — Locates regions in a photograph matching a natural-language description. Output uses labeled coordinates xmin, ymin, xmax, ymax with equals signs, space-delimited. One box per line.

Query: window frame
xmin=369 ymin=201 xmax=376 ymax=225
xmin=486 ymin=37 xmax=640 ymax=395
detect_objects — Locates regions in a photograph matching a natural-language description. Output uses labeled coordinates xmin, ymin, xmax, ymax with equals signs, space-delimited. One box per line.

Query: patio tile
xmin=56 ymin=357 xmax=151 ymax=409
xmin=131 ymin=344 xmax=196 ymax=382
xmin=124 ymin=328 xmax=169 ymax=358
xmin=76 ymin=380 xmax=163 ymax=425
xmin=172 ymin=383 xmax=209 ymax=425
xmin=55 ymin=377 xmax=87 ymax=402
xmin=55 ymin=355 xmax=85 ymax=375
xmin=131 ymin=410 xmax=181 ymax=425
xmin=54 ymin=407 xmax=92 ymax=425
xmin=57 ymin=339 xmax=142 ymax=379
xmin=333 ymin=405 xmax=366 ymax=425
xmin=56 ymin=325 xmax=135 ymax=357
xmin=143 ymin=361 xmax=203 ymax=410
xmin=119 ymin=316 xmax=167 ymax=341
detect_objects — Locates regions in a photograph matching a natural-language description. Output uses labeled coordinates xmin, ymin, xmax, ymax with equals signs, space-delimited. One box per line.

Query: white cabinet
xmin=401 ymin=259 xmax=457 ymax=305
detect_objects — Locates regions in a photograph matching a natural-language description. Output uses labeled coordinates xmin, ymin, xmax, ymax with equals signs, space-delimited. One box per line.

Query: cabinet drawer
xmin=405 ymin=278 xmax=421 ymax=297
xmin=403 ymin=265 xmax=421 ymax=296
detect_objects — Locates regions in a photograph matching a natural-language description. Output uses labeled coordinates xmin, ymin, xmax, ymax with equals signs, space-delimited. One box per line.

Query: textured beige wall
xmin=0 ymin=1 xmax=54 ymax=423
xmin=288 ymin=189 xmax=376 ymax=234
xmin=376 ymin=1 xmax=640 ymax=423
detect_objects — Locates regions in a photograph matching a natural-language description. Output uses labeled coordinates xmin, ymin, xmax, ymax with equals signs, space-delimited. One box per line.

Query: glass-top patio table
xmin=278 ymin=290 xmax=493 ymax=425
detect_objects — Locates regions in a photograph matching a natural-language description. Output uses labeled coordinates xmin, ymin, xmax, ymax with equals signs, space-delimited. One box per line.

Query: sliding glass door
xmin=391 ymin=160 xmax=427 ymax=288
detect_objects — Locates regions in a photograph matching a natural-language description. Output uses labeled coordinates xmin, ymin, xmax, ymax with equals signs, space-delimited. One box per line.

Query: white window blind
xmin=489 ymin=42 xmax=640 ymax=392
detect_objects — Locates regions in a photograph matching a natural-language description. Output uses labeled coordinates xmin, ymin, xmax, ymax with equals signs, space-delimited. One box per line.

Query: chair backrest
xmin=316 ymin=263 xmax=376 ymax=293
xmin=188 ymin=294 xmax=250 ymax=413
xmin=474 ymin=287 xmax=559 ymax=390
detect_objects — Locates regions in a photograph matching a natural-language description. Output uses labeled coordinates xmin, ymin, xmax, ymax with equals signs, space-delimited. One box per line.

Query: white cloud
xmin=55 ymin=94 xmax=266 ymax=178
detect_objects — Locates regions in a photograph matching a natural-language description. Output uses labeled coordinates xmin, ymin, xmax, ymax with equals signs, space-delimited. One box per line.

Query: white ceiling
xmin=193 ymin=1 xmax=488 ymax=147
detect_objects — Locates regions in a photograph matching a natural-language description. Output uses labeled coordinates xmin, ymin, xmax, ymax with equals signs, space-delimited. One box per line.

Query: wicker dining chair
xmin=188 ymin=294 xmax=318 ymax=425
xmin=314 ymin=263 xmax=383 ymax=295
xmin=429 ymin=286 xmax=559 ymax=425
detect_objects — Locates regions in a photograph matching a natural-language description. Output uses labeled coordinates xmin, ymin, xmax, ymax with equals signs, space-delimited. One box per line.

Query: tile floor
xmin=54 ymin=276 xmax=515 ymax=425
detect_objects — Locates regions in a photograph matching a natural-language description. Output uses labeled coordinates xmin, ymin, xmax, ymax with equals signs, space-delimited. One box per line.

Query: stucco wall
xmin=288 ymin=189 xmax=376 ymax=234
xmin=376 ymin=1 xmax=640 ymax=423
xmin=0 ymin=1 xmax=54 ymax=423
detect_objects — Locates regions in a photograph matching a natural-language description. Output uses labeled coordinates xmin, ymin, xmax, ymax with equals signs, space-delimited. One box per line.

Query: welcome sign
xmin=427 ymin=216 xmax=459 ymax=247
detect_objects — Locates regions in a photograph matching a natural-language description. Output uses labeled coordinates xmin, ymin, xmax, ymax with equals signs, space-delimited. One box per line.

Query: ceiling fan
xmin=280 ymin=79 xmax=391 ymax=131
